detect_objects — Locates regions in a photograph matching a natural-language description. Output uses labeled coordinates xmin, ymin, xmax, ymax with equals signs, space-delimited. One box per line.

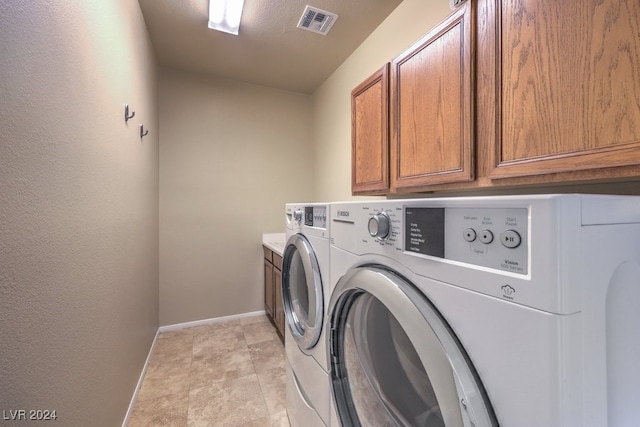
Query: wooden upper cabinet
xmin=351 ymin=64 xmax=390 ymax=195
xmin=484 ymin=0 xmax=640 ymax=179
xmin=390 ymin=2 xmax=474 ymax=191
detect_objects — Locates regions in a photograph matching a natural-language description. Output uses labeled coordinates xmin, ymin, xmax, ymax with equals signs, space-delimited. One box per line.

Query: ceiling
xmin=137 ymin=0 xmax=403 ymax=94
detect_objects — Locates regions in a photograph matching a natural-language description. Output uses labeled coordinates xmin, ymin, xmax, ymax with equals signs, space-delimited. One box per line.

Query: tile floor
xmin=128 ymin=314 xmax=290 ymax=426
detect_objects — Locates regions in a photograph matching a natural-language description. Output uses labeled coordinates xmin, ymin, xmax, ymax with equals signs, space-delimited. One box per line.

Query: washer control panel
xmin=305 ymin=206 xmax=327 ymax=229
xmin=405 ymin=207 xmax=528 ymax=275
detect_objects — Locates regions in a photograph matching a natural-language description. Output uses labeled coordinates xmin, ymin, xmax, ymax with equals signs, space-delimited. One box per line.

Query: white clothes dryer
xmin=328 ymin=195 xmax=640 ymax=427
xmin=283 ymin=203 xmax=331 ymax=427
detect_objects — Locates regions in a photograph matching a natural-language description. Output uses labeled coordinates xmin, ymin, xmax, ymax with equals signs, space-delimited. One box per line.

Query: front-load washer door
xmin=328 ymin=266 xmax=497 ymax=427
xmin=282 ymin=233 xmax=324 ymax=351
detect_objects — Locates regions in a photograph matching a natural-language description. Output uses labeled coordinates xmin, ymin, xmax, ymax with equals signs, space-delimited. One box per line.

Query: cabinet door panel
xmin=352 ymin=64 xmax=390 ymax=195
xmin=391 ymin=3 xmax=473 ymax=190
xmin=264 ymin=258 xmax=274 ymax=318
xmin=490 ymin=0 xmax=640 ymax=178
xmin=274 ymin=267 xmax=284 ymax=336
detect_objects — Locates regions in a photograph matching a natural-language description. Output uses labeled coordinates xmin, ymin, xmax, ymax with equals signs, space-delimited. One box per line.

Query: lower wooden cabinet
xmin=263 ymin=248 xmax=274 ymax=318
xmin=273 ymin=262 xmax=284 ymax=335
xmin=263 ymin=246 xmax=284 ymax=338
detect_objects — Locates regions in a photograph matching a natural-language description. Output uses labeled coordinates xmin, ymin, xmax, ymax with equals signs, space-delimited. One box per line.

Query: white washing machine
xmin=283 ymin=203 xmax=331 ymax=427
xmin=328 ymin=194 xmax=640 ymax=427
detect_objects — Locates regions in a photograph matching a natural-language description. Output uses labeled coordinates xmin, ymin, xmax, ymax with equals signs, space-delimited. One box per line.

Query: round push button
xmin=463 ymin=228 xmax=477 ymax=242
xmin=500 ymin=230 xmax=521 ymax=248
xmin=479 ymin=229 xmax=494 ymax=244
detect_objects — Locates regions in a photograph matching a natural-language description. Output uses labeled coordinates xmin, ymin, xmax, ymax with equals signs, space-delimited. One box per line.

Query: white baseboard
xmin=121 ymin=310 xmax=266 ymax=425
xmin=121 ymin=328 xmax=160 ymax=427
xmin=158 ymin=310 xmax=266 ymax=332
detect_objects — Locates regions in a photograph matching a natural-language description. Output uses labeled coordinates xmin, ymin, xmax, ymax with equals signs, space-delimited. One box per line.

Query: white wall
xmin=0 ymin=0 xmax=158 ymax=425
xmin=313 ymin=0 xmax=453 ymax=201
xmin=159 ymin=68 xmax=314 ymax=326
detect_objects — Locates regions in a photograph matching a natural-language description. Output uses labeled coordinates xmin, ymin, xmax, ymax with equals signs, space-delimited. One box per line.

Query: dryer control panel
xmin=305 ymin=206 xmax=327 ymax=229
xmin=405 ymin=207 xmax=529 ymax=275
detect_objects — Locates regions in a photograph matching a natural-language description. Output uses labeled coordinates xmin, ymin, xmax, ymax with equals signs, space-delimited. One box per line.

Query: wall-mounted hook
xmin=140 ymin=124 xmax=149 ymax=139
xmin=124 ymin=104 xmax=135 ymax=123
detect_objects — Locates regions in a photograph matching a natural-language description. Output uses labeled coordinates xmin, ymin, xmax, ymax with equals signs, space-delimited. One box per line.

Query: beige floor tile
xmin=243 ymin=319 xmax=280 ymax=345
xmin=190 ymin=346 xmax=255 ymax=389
xmin=269 ymin=411 xmax=291 ymax=427
xmin=238 ymin=410 xmax=290 ymax=427
xmin=248 ymin=339 xmax=286 ymax=372
xmin=129 ymin=317 xmax=290 ymax=427
xmin=146 ymin=346 xmax=192 ymax=374
xmin=152 ymin=329 xmax=194 ymax=363
xmin=188 ymin=374 xmax=270 ymax=426
xmin=193 ymin=324 xmax=248 ymax=357
xmin=128 ymin=392 xmax=189 ymax=427
xmin=137 ymin=340 xmax=192 ymax=401
xmin=137 ymin=366 xmax=191 ymax=402
xmin=191 ymin=319 xmax=242 ymax=336
xmin=158 ymin=328 xmax=195 ymax=341
xmin=257 ymin=366 xmax=287 ymax=415
xmin=240 ymin=314 xmax=271 ymax=326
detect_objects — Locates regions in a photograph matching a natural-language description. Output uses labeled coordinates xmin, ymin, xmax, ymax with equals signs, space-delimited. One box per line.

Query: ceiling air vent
xmin=297 ymin=5 xmax=338 ymax=35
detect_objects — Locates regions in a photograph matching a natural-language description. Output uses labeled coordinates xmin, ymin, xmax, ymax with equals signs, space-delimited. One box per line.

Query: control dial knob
xmin=368 ymin=212 xmax=391 ymax=240
xmin=293 ymin=209 xmax=303 ymax=223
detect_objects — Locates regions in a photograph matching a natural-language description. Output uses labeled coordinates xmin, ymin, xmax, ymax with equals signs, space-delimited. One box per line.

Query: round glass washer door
xmin=328 ymin=266 xmax=498 ymax=427
xmin=282 ymin=233 xmax=324 ymax=350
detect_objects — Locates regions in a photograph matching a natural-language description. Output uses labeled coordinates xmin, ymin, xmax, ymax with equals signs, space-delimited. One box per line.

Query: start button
xmin=500 ymin=230 xmax=521 ymax=248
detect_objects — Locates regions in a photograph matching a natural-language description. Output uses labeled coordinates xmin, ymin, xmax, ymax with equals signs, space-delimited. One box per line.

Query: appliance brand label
xmin=336 ymin=210 xmax=350 ymax=217
xmin=501 ymin=284 xmax=516 ymax=300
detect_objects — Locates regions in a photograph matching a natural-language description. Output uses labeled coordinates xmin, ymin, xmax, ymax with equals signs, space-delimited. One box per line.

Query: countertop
xmin=262 ymin=233 xmax=286 ymax=256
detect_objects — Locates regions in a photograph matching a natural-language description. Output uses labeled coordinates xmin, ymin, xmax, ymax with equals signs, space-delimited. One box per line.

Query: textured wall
xmin=158 ymin=68 xmax=314 ymax=326
xmin=0 ymin=0 xmax=159 ymax=425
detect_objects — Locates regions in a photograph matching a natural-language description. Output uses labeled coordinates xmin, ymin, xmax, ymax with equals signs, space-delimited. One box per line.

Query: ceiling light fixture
xmin=208 ymin=0 xmax=245 ymax=35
